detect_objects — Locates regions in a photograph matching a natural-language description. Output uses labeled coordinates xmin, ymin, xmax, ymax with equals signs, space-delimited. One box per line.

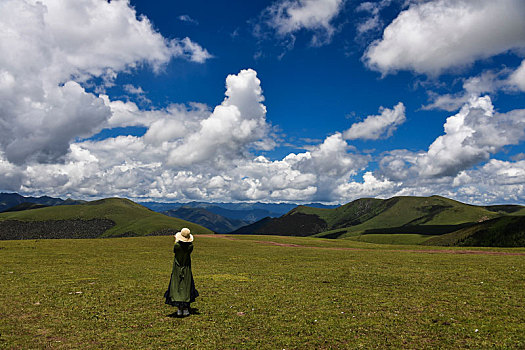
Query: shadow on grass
xmin=166 ymin=308 xmax=201 ymax=318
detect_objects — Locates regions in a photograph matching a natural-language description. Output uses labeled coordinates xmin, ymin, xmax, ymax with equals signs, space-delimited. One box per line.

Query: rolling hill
xmin=232 ymin=195 xmax=525 ymax=246
xmin=0 ymin=198 xmax=213 ymax=240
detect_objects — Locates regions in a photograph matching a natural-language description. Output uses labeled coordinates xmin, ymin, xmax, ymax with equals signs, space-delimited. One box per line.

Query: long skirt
xmin=164 ymin=275 xmax=199 ymax=308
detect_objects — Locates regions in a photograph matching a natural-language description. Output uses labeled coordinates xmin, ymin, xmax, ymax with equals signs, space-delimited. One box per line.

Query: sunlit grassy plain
xmin=1 ymin=235 xmax=525 ymax=349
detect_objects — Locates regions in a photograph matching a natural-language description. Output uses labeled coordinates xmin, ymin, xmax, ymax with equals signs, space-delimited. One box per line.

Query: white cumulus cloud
xmin=417 ymin=96 xmax=525 ymax=177
xmin=344 ymin=102 xmax=405 ymax=140
xmin=336 ymin=171 xmax=398 ymax=200
xmin=262 ymin=0 xmax=344 ymax=45
xmin=509 ymin=59 xmax=525 ymax=92
xmin=424 ymin=61 xmax=525 ymax=112
xmin=450 ymin=159 xmax=525 ymax=204
xmin=364 ymin=0 xmax=525 ymax=75
xmin=0 ymin=0 xmax=210 ymax=165
xmin=380 ymin=96 xmax=525 ymax=180
xmin=168 ymin=69 xmax=274 ymax=167
xmin=4 ymin=56 xmax=524 ymax=205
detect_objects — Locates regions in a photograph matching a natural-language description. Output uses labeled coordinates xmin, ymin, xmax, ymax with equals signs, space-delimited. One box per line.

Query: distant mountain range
xmin=140 ymin=201 xmax=337 ymax=219
xmin=162 ymin=206 xmax=249 ymax=233
xmin=231 ymin=195 xmax=525 ymax=247
xmin=0 ymin=193 xmax=85 ymax=212
xmin=141 ymin=200 xmax=338 ymax=232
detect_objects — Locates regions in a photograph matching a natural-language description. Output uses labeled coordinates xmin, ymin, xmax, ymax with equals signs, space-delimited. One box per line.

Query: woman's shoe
xmin=183 ymin=309 xmax=190 ymax=316
xmin=177 ymin=308 xmax=183 ymax=316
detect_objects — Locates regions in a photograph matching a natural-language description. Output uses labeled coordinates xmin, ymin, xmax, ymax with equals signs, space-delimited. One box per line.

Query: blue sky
xmin=1 ymin=0 xmax=525 ymax=204
xmin=110 ymin=0 xmax=439 ymax=154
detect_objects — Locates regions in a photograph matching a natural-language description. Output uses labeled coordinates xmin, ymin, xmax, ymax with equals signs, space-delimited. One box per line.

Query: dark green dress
xmin=164 ymin=241 xmax=198 ymax=308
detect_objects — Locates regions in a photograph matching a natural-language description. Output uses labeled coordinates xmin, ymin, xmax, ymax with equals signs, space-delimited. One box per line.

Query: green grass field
xmin=1 ymin=235 xmax=525 ymax=349
xmin=346 ymin=233 xmax=437 ymax=245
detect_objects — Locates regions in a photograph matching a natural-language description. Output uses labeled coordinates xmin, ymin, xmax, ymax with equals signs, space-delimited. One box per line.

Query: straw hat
xmin=175 ymin=227 xmax=193 ymax=243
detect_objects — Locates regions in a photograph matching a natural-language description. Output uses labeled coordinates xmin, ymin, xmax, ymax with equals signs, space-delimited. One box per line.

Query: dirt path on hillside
xmin=199 ymin=234 xmax=525 ymax=256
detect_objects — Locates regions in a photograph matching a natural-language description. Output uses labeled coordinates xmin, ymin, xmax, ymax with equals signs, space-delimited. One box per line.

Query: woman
xmin=164 ymin=228 xmax=199 ymax=316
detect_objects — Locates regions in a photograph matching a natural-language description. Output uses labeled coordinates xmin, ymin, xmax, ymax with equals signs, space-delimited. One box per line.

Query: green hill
xmin=232 ymin=195 xmax=525 ymax=246
xmin=423 ymin=215 xmax=525 ymax=247
xmin=483 ymin=204 xmax=525 ymax=215
xmin=330 ymin=195 xmax=500 ymax=237
xmin=0 ymin=198 xmax=213 ymax=239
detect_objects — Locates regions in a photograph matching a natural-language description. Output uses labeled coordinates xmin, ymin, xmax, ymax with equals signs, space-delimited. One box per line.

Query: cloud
xmin=344 ymin=102 xmax=405 ymax=140
xmin=172 ymin=37 xmax=213 ymax=64
xmin=123 ymin=84 xmax=151 ymax=105
xmin=296 ymin=133 xmax=365 ymax=176
xmin=3 ymin=59 xmax=523 ymax=204
xmin=13 ymin=131 xmax=366 ymax=203
xmin=355 ymin=0 xmax=391 ymax=35
xmin=509 ymin=59 xmax=525 ymax=91
xmin=6 ymin=67 xmax=369 ymax=203
xmin=424 ymin=60 xmax=525 ymax=112
xmin=101 ymin=96 xmax=210 ymax=140
xmin=291 ymin=133 xmax=369 ymax=200
xmin=423 ymin=69 xmax=510 ymax=111
xmin=1 ymin=81 xmax=110 ymax=165
xmin=450 ymin=159 xmax=525 ymax=204
xmin=226 ymin=156 xmax=318 ymax=201
xmin=0 ymin=0 xmax=210 ymax=165
xmin=380 ymin=96 xmax=525 ymax=179
xmin=261 ymin=0 xmax=344 ymax=46
xmin=8 ymin=91 xmax=525 ymax=204
xmin=364 ymin=0 xmax=525 ymax=75
xmin=124 ymin=84 xmax=146 ymax=96
xmin=178 ymin=14 xmax=199 ymax=25
xmin=168 ymin=69 xmax=274 ymax=167
xmin=0 ymin=152 xmax=23 ymax=191
xmin=336 ymin=171 xmax=398 ymax=200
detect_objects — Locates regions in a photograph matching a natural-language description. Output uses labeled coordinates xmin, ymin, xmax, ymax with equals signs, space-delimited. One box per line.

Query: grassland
xmin=346 ymin=233 xmax=438 ymax=245
xmin=1 ymin=235 xmax=524 ymax=349
xmin=0 ymin=198 xmax=213 ymax=237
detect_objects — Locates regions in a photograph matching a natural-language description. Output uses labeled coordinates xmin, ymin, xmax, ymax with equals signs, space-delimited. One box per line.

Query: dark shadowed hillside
xmin=231 ymin=210 xmax=328 ymax=236
xmin=423 ymin=216 xmax=525 ymax=247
